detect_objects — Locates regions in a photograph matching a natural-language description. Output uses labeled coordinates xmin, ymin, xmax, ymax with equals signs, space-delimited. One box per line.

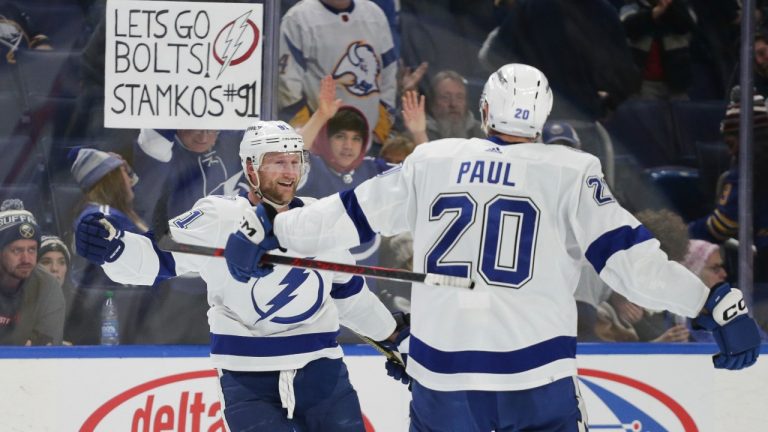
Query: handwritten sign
xmin=105 ymin=0 xmax=264 ymax=129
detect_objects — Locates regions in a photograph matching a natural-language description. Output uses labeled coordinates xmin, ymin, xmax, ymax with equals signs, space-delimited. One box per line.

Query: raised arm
xmin=299 ymin=75 xmax=341 ymax=151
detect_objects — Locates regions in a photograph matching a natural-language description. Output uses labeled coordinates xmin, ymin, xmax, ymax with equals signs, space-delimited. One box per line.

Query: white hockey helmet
xmin=479 ymin=63 xmax=553 ymax=139
xmin=239 ymin=120 xmax=309 ymax=192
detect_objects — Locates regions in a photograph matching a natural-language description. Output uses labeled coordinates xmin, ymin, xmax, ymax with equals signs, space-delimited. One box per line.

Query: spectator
xmin=620 ymin=0 xmax=698 ymax=99
xmin=379 ymin=134 xmax=415 ymax=164
xmin=542 ymin=121 xmax=582 ymax=149
xmin=682 ymin=239 xmax=727 ymax=287
xmin=37 ymin=235 xmax=70 ymax=287
xmin=297 ymin=78 xmax=395 ymax=337
xmin=0 ymin=1 xmax=52 ymax=64
xmin=728 ymin=33 xmax=768 ymax=99
xmin=688 ymin=88 xmax=768 ymax=284
xmin=681 ymin=240 xmax=768 ymax=340
xmin=69 ymin=148 xmax=148 ymax=345
xmin=37 ymin=235 xmax=80 ymax=344
xmin=279 ymin=0 xmax=397 ymax=148
xmin=132 ymin=129 xmax=246 ymax=223
xmin=425 ymin=70 xmax=484 ymax=142
xmin=0 ymin=199 xmax=64 ymax=345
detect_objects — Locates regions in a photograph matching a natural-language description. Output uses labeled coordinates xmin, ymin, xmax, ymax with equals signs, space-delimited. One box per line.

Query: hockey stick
xmin=155 ymin=234 xmax=411 ymax=366
xmin=155 ymin=234 xmax=475 ymax=289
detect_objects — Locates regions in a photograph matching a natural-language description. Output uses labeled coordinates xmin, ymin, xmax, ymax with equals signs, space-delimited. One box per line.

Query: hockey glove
xmin=224 ymin=204 xmax=281 ymax=283
xmin=379 ymin=312 xmax=412 ymax=386
xmin=693 ymin=283 xmax=760 ymax=370
xmin=75 ymin=213 xmax=125 ymax=265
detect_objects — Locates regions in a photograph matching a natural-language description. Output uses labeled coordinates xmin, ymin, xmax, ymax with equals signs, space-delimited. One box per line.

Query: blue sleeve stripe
xmin=330 ymin=276 xmax=364 ymax=299
xmin=585 ymin=225 xmax=653 ymax=274
xmin=410 ymin=335 xmax=576 ymax=374
xmin=284 ymin=35 xmax=307 ymax=71
xmin=381 ymin=47 xmax=397 ymax=68
xmin=143 ymin=231 xmax=177 ymax=284
xmin=210 ymin=331 xmax=339 ymax=357
xmin=339 ymin=190 xmax=376 ymax=244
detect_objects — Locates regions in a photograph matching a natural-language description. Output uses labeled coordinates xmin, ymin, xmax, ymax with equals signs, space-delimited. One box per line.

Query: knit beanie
xmin=69 ymin=147 xmax=124 ymax=191
xmin=682 ymin=240 xmax=721 ymax=277
xmin=38 ymin=235 xmax=71 ymax=267
xmin=0 ymin=199 xmax=41 ymax=250
xmin=721 ymin=86 xmax=768 ymax=135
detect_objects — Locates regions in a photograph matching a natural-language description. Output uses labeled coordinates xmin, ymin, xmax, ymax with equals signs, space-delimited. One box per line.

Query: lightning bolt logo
xmin=252 ymin=268 xmax=324 ymax=325
xmin=217 ymin=11 xmax=252 ymax=79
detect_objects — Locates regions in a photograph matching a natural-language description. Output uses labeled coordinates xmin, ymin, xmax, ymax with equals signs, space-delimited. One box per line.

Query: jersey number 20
xmin=426 ymin=193 xmax=540 ymax=288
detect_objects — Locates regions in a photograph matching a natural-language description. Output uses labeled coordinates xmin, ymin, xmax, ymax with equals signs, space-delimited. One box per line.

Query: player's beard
xmin=259 ymin=178 xmax=298 ymax=207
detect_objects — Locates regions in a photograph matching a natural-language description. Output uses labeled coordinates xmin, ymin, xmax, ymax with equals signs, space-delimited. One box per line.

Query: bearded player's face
xmin=257 ymin=152 xmax=302 ymax=205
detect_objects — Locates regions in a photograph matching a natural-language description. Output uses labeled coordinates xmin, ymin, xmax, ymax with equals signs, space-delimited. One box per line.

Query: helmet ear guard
xmin=479 ymin=64 xmax=553 ymax=139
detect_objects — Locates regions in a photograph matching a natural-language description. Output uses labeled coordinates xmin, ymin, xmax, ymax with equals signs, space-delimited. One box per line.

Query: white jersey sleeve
xmin=568 ymin=158 xmax=708 ymax=317
xmin=274 ymin=163 xmax=414 ymax=255
xmin=102 ymin=196 xmax=241 ymax=285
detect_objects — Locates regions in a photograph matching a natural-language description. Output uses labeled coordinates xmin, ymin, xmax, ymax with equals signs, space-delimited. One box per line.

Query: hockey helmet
xmin=239 ymin=120 xmax=309 ymax=187
xmin=479 ymin=64 xmax=553 ymax=139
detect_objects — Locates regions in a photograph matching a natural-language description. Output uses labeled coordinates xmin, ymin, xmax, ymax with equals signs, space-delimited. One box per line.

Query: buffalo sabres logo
xmin=19 ymin=223 xmax=35 ymax=239
xmin=332 ymin=41 xmax=381 ymax=97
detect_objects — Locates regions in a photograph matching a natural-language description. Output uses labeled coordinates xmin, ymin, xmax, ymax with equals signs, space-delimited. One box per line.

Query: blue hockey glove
xmin=693 ymin=283 xmax=760 ymax=370
xmin=224 ymin=204 xmax=281 ymax=283
xmin=380 ymin=312 xmax=411 ymax=386
xmin=75 ymin=213 xmax=125 ymax=265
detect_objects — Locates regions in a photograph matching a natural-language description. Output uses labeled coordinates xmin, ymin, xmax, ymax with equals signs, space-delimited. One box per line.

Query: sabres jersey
xmin=279 ymin=0 xmax=397 ymax=143
xmin=689 ymin=168 xmax=768 ymax=249
xmin=273 ymin=137 xmax=709 ymax=391
xmin=102 ymin=195 xmax=395 ymax=371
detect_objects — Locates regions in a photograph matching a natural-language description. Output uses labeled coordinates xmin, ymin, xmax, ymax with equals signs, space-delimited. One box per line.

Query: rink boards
xmin=0 ymin=344 xmax=766 ymax=431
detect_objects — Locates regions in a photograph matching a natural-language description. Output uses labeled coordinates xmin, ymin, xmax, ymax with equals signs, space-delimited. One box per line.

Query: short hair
xmin=327 ymin=109 xmax=367 ymax=138
xmin=380 ymin=135 xmax=415 ymax=159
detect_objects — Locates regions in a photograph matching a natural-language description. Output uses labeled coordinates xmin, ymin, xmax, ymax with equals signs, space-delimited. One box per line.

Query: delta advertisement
xmin=0 ymin=346 xmax=765 ymax=431
xmin=104 ymin=0 xmax=265 ymax=129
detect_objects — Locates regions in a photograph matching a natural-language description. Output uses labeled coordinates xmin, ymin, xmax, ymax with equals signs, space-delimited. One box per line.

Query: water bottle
xmin=101 ymin=291 xmax=119 ymax=345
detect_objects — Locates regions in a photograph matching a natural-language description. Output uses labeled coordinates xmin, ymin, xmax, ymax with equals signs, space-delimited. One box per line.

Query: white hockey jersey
xmin=279 ymin=0 xmax=397 ymax=142
xmin=102 ymin=195 xmax=395 ymax=371
xmin=274 ymin=137 xmax=710 ymax=391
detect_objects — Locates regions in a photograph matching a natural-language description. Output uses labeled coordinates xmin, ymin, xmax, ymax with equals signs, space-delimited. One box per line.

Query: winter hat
xmin=542 ymin=121 xmax=581 ymax=149
xmin=0 ymin=199 xmax=41 ymax=250
xmin=69 ymin=147 xmax=124 ymax=191
xmin=720 ymin=86 xmax=768 ymax=135
xmin=38 ymin=235 xmax=71 ymax=267
xmin=682 ymin=240 xmax=721 ymax=277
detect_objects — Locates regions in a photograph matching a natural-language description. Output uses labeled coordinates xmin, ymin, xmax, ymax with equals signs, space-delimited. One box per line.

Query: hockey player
xmin=226 ymin=64 xmax=762 ymax=431
xmin=74 ymin=121 xmax=405 ymax=432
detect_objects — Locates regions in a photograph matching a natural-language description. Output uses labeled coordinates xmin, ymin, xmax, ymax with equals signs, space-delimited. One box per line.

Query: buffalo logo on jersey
xmin=333 ymin=41 xmax=381 ymax=97
xmin=251 ymin=268 xmax=324 ymax=324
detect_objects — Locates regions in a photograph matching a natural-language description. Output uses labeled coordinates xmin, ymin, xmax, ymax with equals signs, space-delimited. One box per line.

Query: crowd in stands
xmin=2 ymin=0 xmax=768 ymax=345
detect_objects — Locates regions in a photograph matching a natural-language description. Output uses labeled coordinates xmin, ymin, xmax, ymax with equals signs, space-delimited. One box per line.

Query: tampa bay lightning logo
xmin=252 ymin=268 xmax=324 ymax=324
xmin=332 ymin=41 xmax=381 ymax=97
